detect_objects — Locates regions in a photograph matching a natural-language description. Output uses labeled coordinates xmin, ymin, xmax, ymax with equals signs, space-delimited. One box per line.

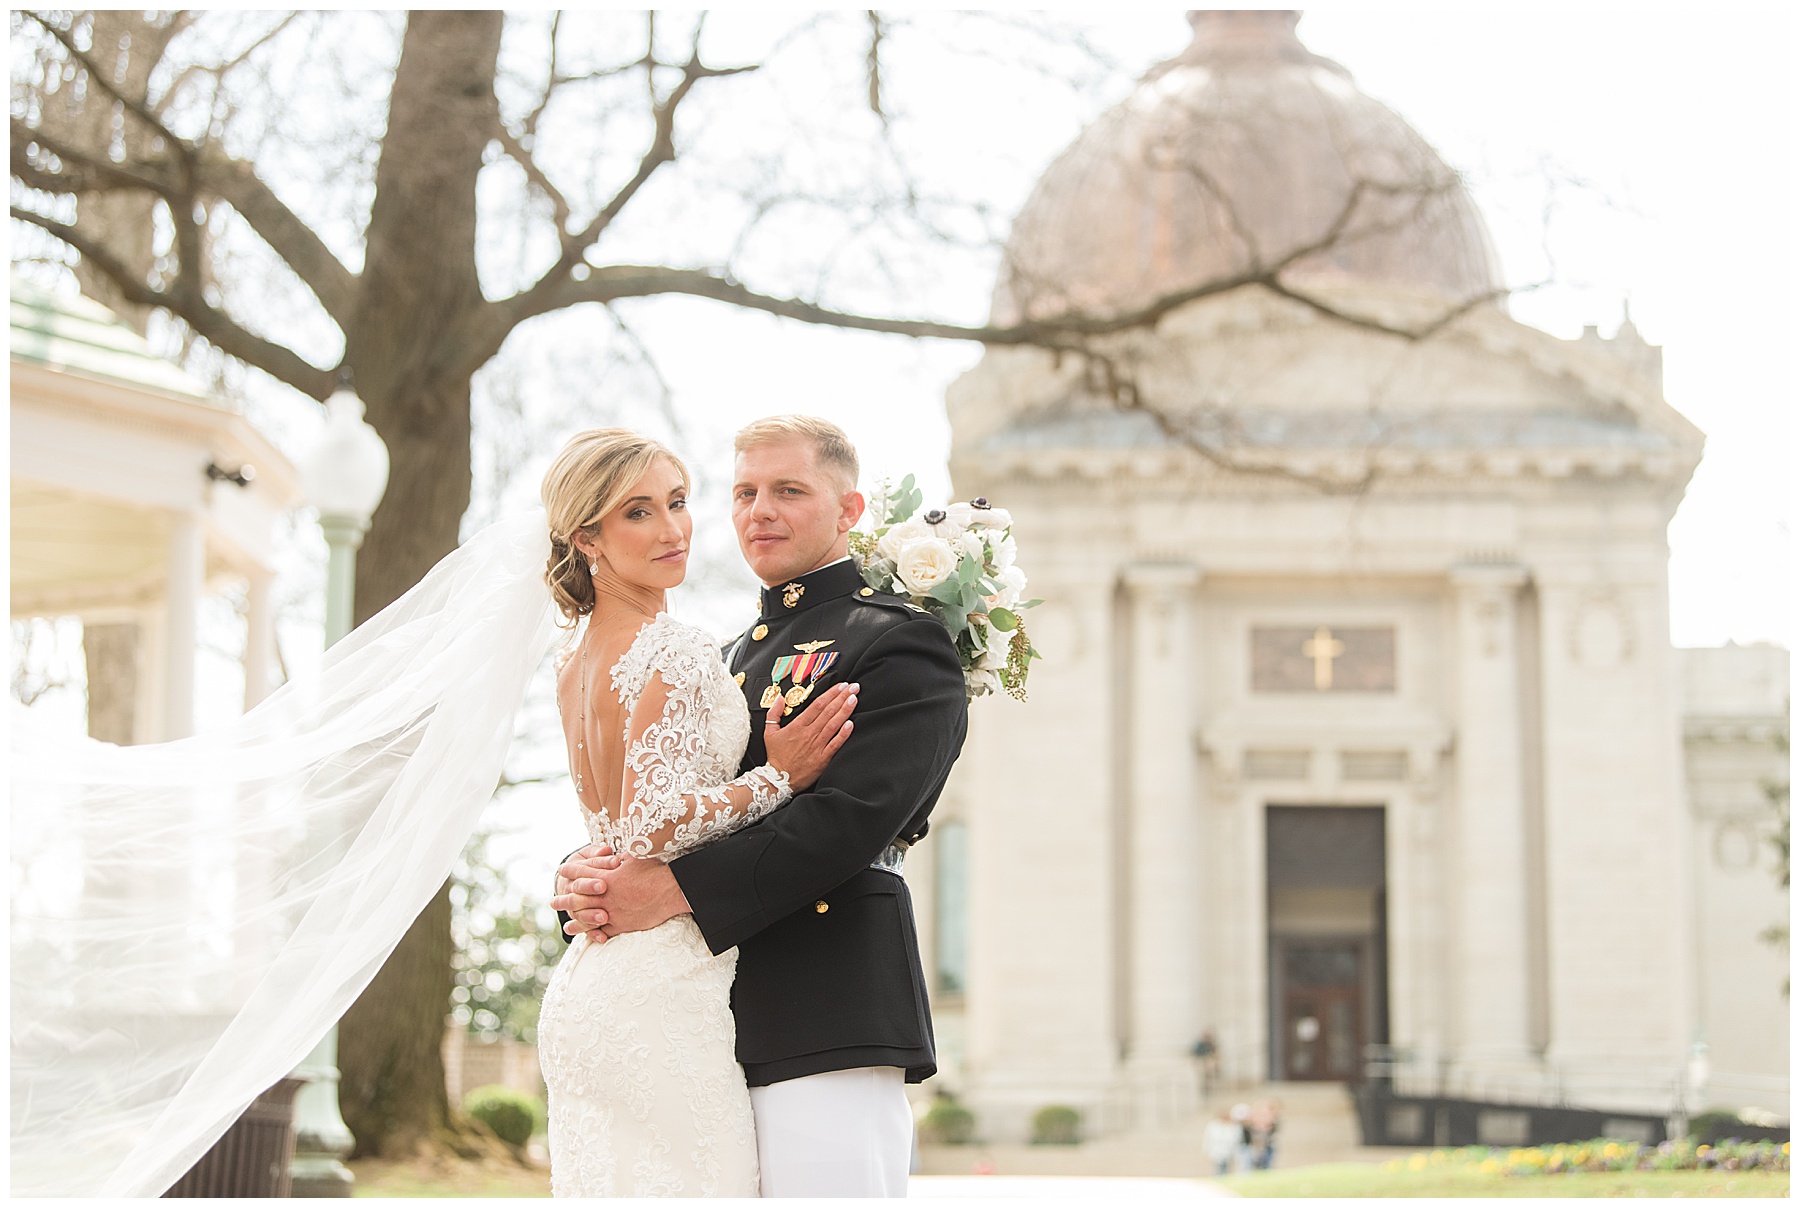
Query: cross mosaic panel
xmin=1251 ymin=626 xmax=1396 ymax=692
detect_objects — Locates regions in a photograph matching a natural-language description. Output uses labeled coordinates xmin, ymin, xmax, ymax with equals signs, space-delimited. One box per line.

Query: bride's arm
xmin=610 ymin=664 xmax=793 ymax=861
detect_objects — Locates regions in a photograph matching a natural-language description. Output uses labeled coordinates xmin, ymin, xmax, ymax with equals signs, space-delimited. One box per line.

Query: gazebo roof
xmin=10 ymin=274 xmax=226 ymax=408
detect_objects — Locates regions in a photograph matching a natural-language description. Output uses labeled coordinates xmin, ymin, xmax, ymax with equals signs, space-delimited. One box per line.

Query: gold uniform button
xmin=859 ymin=587 xmax=874 ymax=597
xmin=751 ymin=624 xmax=769 ymax=641
xmin=733 ymin=672 xmax=746 ymax=686
xmin=814 ymin=900 xmax=829 ymax=914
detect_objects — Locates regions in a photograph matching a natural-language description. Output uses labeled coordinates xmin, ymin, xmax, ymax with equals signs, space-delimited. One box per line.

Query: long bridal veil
xmin=10 ymin=509 xmax=560 ymax=1197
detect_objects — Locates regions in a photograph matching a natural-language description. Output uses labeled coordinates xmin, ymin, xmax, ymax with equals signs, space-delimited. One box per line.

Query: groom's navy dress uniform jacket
xmin=672 ymin=558 xmax=967 ymax=1087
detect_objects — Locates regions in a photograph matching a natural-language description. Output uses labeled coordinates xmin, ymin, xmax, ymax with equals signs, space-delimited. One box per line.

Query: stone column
xmin=1534 ymin=571 xmax=1688 ymax=1103
xmin=1122 ymin=563 xmax=1202 ymax=1125
xmin=163 ymin=511 xmax=205 ymax=740
xmin=243 ymin=571 xmax=277 ymax=710
xmin=1448 ymin=564 xmax=1534 ymax=1079
xmin=962 ymin=579 xmax=1121 ymax=1142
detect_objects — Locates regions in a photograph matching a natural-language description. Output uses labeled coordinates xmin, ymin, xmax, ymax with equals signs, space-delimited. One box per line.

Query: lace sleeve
xmin=610 ymin=627 xmax=791 ymax=861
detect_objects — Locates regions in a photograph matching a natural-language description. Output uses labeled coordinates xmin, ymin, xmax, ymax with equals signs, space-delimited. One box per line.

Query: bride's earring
xmin=588 ymin=559 xmax=599 ymax=575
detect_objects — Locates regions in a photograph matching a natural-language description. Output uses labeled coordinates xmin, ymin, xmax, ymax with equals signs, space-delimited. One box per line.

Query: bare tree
xmin=11 ymin=8 xmax=1524 ymax=1155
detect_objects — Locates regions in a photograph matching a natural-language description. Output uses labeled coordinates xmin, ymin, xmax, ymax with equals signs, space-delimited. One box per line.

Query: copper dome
xmin=993 ymin=11 xmax=1502 ymax=324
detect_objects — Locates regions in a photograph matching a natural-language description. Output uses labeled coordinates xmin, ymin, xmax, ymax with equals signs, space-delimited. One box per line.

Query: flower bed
xmin=1382 ymin=1137 xmax=1789 ymax=1178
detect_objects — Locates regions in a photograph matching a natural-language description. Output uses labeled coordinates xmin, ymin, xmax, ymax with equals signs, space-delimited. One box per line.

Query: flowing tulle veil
xmin=10 ymin=509 xmax=560 ymax=1197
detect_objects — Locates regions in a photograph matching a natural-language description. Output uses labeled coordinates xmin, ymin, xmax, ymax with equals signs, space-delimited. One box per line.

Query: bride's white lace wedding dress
xmin=537 ymin=614 xmax=790 ymax=1198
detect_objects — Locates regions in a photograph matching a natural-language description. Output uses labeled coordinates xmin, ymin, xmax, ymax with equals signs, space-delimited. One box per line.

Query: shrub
xmin=1689 ymin=1110 xmax=1755 ymax=1146
xmin=464 ymin=1084 xmax=546 ymax=1148
xmin=1031 ymin=1104 xmax=1081 ymax=1146
xmin=920 ymin=1096 xmax=976 ymax=1145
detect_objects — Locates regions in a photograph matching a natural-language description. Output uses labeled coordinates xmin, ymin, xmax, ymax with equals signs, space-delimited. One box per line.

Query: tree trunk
xmin=82 ymin=622 xmax=138 ymax=745
xmin=339 ymin=882 xmax=458 ymax=1158
xmin=333 ymin=9 xmax=501 ymax=1160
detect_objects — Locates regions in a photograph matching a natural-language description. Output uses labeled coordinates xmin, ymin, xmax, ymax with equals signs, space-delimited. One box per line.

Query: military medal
xmin=765 ymin=645 xmax=840 ymax=717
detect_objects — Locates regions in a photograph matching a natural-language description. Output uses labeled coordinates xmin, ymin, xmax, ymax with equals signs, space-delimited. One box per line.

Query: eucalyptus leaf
xmin=989 ymin=607 xmax=1019 ymax=632
xmin=885 ymin=474 xmax=922 ymax=523
xmin=928 ymin=578 xmax=964 ymax=605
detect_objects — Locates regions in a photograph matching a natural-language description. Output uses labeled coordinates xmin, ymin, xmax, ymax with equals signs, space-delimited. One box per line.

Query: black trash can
xmin=163 ymin=1076 xmax=309 ymax=1198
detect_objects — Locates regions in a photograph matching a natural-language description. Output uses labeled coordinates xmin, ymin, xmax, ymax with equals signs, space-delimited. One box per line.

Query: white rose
xmin=894 ymin=537 xmax=960 ymax=595
xmin=988 ymin=531 xmax=1018 ymax=571
xmin=957 ymin=529 xmax=986 ymax=564
xmin=992 ymin=564 xmax=1027 ymax=609
xmin=876 ymin=519 xmax=931 ymax=562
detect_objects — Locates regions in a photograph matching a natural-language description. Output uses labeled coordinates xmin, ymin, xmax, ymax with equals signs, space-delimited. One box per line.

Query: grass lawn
xmin=1222 ymin=1162 xmax=1789 ymax=1198
xmin=348 ymin=1154 xmax=551 ymax=1198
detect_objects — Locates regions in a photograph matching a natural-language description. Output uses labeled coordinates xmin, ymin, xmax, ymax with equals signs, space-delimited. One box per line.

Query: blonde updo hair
xmin=541 ymin=428 xmax=689 ymax=623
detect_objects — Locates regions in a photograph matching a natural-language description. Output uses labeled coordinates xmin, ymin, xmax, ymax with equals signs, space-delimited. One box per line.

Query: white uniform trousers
xmin=749 ymin=1066 xmax=912 ymax=1197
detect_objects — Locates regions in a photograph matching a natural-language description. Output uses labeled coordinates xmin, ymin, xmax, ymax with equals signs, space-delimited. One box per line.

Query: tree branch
xmin=475 ymin=33 xmax=759 ymax=373
xmin=544 ymin=263 xmax=1270 ymax=344
xmin=11 ymin=120 xmax=179 ymax=197
xmin=158 ymin=11 xmax=296 ymax=117
xmin=23 ymin=11 xmax=194 ymax=166
xmin=11 ymin=206 xmax=336 ymax=397
xmin=196 ymin=152 xmax=358 ymax=325
xmin=494 ymin=125 xmax=572 ymax=236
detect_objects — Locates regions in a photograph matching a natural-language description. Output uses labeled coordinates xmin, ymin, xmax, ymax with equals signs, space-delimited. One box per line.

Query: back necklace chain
xmin=573 ymin=605 xmax=656 ymax=797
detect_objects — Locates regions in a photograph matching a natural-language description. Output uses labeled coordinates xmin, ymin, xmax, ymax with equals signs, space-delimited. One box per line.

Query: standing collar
xmin=759 ymin=557 xmax=862 ymax=618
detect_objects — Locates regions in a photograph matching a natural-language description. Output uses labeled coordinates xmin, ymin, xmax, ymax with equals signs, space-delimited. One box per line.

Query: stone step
xmin=919 ymin=1081 xmax=1397 ymax=1178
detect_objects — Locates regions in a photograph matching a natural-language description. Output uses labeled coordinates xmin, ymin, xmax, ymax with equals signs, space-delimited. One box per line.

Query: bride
xmin=533 ymin=429 xmax=856 ymax=1196
xmin=6 ymin=428 xmax=848 ymax=1198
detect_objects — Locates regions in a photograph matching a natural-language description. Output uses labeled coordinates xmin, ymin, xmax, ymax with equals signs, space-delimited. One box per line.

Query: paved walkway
xmin=911 ymin=1175 xmax=1231 ymax=1199
xmin=917 ymin=1082 xmax=1397 ymax=1179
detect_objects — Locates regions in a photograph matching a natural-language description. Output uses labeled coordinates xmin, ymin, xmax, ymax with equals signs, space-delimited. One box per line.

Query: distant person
xmin=1202 ymin=1109 xmax=1242 ymax=1177
xmin=1192 ymin=1029 xmax=1221 ymax=1095
xmin=1230 ymin=1102 xmax=1254 ymax=1171
xmin=1250 ymin=1099 xmax=1282 ymax=1170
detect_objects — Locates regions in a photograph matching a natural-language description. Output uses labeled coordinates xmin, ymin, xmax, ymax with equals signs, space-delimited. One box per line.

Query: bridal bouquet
xmin=849 ymin=474 xmax=1041 ymax=700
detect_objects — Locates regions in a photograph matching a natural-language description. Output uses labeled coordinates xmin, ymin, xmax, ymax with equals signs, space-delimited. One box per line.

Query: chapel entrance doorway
xmin=1266 ymin=805 xmax=1389 ymax=1083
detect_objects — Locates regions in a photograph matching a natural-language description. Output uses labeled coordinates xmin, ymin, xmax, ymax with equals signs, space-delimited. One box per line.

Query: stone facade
xmin=901 ymin=12 xmax=1789 ymax=1142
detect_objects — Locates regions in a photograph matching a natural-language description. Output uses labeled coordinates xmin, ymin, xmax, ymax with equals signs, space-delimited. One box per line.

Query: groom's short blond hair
xmin=734 ymin=415 xmax=859 ymax=492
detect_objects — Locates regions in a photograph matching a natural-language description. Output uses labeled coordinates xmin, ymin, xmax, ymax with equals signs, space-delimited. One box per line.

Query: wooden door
xmin=1280 ymin=942 xmax=1364 ymax=1081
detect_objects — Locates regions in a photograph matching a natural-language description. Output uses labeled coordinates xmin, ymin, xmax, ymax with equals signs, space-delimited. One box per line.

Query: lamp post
xmin=289 ymin=376 xmax=389 ymax=1196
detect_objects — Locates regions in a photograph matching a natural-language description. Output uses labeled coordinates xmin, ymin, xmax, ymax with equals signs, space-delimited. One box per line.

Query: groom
xmin=553 ymin=415 xmax=969 ymax=1197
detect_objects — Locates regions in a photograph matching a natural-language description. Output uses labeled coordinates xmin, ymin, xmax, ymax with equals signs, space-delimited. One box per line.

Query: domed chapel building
xmin=906 ymin=11 xmax=1789 ymax=1141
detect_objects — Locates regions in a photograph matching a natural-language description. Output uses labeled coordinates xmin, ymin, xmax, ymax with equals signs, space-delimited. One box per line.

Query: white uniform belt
xmin=869 ymin=841 xmax=907 ymax=875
